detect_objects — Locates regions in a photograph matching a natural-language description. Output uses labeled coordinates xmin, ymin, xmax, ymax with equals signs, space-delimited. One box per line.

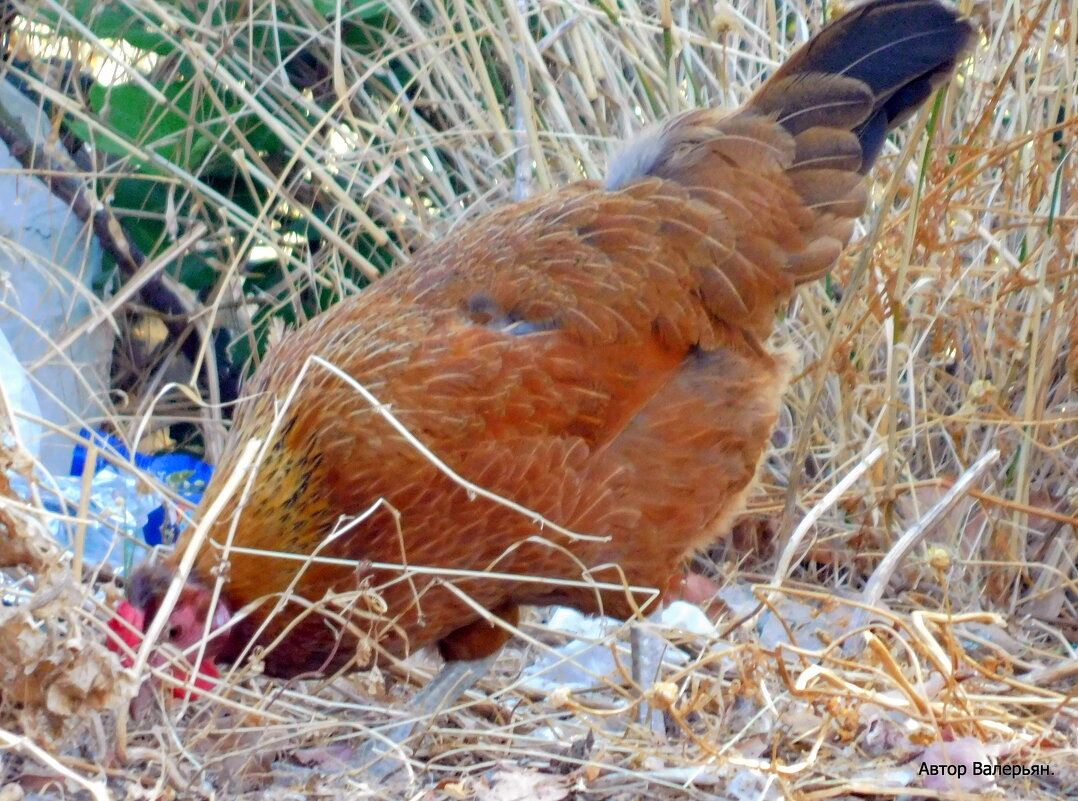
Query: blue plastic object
xmin=70 ymin=428 xmax=214 ymax=546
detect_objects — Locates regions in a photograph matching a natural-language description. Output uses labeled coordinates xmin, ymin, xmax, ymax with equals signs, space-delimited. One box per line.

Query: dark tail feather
xmin=751 ymin=0 xmax=975 ymax=173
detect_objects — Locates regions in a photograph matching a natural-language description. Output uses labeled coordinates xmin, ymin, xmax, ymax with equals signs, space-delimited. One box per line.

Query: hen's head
xmin=108 ymin=562 xmax=231 ymax=698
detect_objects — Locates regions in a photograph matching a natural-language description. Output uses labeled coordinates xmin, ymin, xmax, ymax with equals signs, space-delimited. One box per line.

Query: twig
xmin=845 ymin=449 xmax=1001 ymax=649
xmin=770 ymin=445 xmax=886 ymax=587
xmin=0 ymin=727 xmax=110 ymax=801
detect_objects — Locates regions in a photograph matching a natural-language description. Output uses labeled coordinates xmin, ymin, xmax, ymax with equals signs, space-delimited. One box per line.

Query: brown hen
xmin=124 ymin=0 xmax=973 ymax=686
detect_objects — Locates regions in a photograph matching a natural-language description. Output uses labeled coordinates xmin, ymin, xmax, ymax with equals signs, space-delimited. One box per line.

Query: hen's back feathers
xmin=137 ymin=0 xmax=974 ymax=678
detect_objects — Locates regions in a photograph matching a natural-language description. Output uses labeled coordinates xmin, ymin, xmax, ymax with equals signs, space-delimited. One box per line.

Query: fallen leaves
xmin=0 ymin=574 xmax=133 ymax=735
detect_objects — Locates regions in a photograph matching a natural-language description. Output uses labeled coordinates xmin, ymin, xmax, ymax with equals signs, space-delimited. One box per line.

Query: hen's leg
xmin=357 ymin=604 xmax=518 ymax=778
xmin=631 ymin=620 xmax=670 ymax=732
xmin=357 ymin=653 xmax=499 ymax=777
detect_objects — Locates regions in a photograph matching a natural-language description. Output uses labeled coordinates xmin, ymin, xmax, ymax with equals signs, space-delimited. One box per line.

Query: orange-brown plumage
xmin=124 ymin=0 xmax=974 ymax=681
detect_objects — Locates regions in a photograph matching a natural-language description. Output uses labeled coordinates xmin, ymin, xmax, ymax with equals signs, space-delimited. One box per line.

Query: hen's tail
xmin=604 ymin=0 xmax=974 ymax=338
xmin=750 ymin=0 xmax=975 ymax=175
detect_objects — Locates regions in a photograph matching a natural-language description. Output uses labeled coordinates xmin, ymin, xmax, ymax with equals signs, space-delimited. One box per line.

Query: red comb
xmin=107 ymin=600 xmax=145 ymax=665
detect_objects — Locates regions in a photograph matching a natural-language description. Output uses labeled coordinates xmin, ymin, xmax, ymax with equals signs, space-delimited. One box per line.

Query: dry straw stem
xmin=0 ymin=0 xmax=1075 ymax=797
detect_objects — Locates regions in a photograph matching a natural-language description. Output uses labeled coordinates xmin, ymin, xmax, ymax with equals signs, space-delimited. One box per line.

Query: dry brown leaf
xmin=0 ymin=581 xmax=132 ymax=735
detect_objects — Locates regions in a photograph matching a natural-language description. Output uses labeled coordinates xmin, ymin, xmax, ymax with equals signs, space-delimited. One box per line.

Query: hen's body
xmin=129 ymin=0 xmax=974 ymax=679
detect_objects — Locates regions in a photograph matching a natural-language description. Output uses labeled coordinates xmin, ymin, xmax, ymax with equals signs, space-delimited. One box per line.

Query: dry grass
xmin=0 ymin=0 xmax=1076 ymax=797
